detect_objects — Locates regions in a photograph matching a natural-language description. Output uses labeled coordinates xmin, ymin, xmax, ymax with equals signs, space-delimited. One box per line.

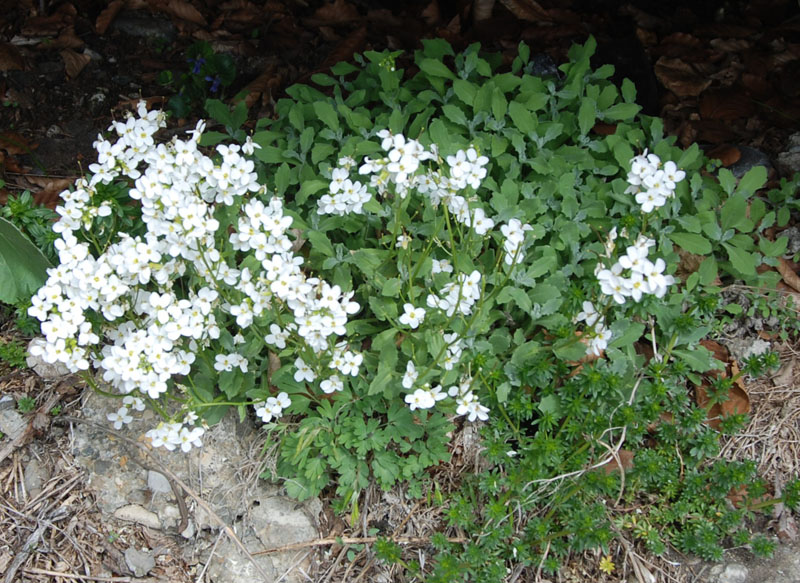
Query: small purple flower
xmin=205 ymin=74 xmax=221 ymax=93
xmin=188 ymin=56 xmax=206 ymax=75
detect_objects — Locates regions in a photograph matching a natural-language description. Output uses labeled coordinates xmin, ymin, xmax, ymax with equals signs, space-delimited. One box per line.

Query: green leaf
xmin=382 ymin=278 xmax=402 ymax=297
xmin=491 ymin=87 xmax=508 ymax=120
xmin=0 ymin=216 xmax=51 ymax=304
xmin=609 ymin=321 xmax=645 ymax=349
xmin=418 ymin=58 xmax=456 ymax=80
xmin=723 ymin=242 xmax=756 ymax=276
xmin=442 ymin=104 xmax=468 ymax=127
xmin=697 ymin=256 xmax=718 ymax=285
xmin=669 ymin=232 xmax=712 ymax=255
xmin=453 ymin=79 xmax=477 ymax=105
xmin=496 ymin=286 xmax=532 ymax=313
xmin=758 ymin=236 xmax=788 ymax=257
xmin=306 ymin=230 xmax=335 ymax=257
xmin=735 ymin=165 xmax=767 ymax=197
xmin=673 ymin=347 xmax=721 ymax=373
xmin=718 ymin=168 xmax=737 ymax=195
xmin=507 ymin=101 xmax=537 ymax=133
xmin=274 ymin=163 xmax=291 ymax=195
xmin=538 ymin=395 xmax=562 ymax=415
xmin=603 ymin=102 xmax=640 ymax=121
xmin=578 ymin=98 xmax=596 ymax=135
xmin=313 ymin=101 xmax=340 ymax=131
xmin=720 ymin=194 xmax=748 ymax=232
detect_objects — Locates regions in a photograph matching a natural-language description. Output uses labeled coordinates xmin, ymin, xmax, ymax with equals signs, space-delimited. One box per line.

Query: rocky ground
xmin=1 ymin=0 xmax=800 ymax=581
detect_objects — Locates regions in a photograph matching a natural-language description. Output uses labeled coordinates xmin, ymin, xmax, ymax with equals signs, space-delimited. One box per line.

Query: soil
xmin=1 ymin=0 xmax=800 ymax=581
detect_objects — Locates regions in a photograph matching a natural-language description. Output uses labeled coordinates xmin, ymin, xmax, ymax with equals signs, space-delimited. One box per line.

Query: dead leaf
xmin=695 ymin=360 xmax=750 ymax=431
xmin=60 ymin=49 xmax=90 ymax=79
xmin=498 ymin=0 xmax=548 ymax=22
xmin=473 ymin=0 xmax=496 ymax=22
xmin=771 ymin=357 xmax=795 ymax=387
xmin=0 ymin=43 xmax=24 ymax=71
xmin=654 ymin=56 xmax=713 ymax=97
xmin=598 ymin=449 xmax=634 ymax=475
xmin=165 ymin=0 xmax=208 ymax=26
xmin=21 ymin=3 xmax=77 ymax=37
xmin=706 ymin=143 xmax=742 ymax=167
xmin=314 ymin=0 xmax=360 ymax=24
xmin=48 ymin=27 xmax=85 ymax=50
xmin=96 ymin=0 xmax=128 ymax=34
xmin=699 ymin=88 xmax=756 ymax=120
xmin=778 ymin=257 xmax=800 ymax=292
xmin=320 ymin=26 xmax=367 ymax=70
xmin=241 ymin=63 xmax=282 ymax=109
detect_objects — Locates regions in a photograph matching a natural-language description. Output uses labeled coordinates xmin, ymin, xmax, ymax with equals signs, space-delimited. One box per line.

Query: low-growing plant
xmin=17 ymin=395 xmax=36 ymax=413
xmin=157 ymin=41 xmax=237 ymax=119
xmin=25 ymin=37 xmax=800 ymax=579
xmin=0 ymin=337 xmax=28 ymax=369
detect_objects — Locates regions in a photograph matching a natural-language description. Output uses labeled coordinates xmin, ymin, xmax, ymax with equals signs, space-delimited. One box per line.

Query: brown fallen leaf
xmin=165 ymin=0 xmax=208 ymax=26
xmin=706 ymin=143 xmax=742 ymax=167
xmin=95 ymin=0 xmax=128 ymax=35
xmin=60 ymin=48 xmax=90 ymax=79
xmin=598 ymin=449 xmax=634 ymax=475
xmin=699 ymin=88 xmax=756 ymax=121
xmin=0 ymin=43 xmax=24 ymax=71
xmin=778 ymin=257 xmax=800 ymax=293
xmin=498 ymin=0 xmax=548 ymax=22
xmin=654 ymin=56 xmax=713 ymax=97
xmin=314 ymin=0 xmax=360 ymax=24
xmin=695 ymin=356 xmax=750 ymax=431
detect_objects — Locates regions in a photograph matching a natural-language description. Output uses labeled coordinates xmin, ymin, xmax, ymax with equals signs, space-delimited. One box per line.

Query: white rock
xmin=113 ymin=504 xmax=161 ymax=530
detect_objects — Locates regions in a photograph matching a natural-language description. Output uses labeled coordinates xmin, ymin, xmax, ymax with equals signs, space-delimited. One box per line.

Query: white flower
xmin=294 ymin=357 xmax=316 ymax=383
xmin=402 ymin=360 xmax=418 ymax=389
xmin=320 ymin=375 xmax=344 ymax=394
xmin=399 ymin=303 xmax=426 ymax=328
xmin=431 ymin=258 xmax=453 ymax=274
xmin=405 ymin=388 xmax=434 ymax=410
xmin=107 ymin=406 xmax=132 ymax=429
xmin=178 ymin=426 xmax=204 ymax=452
xmin=575 ymin=301 xmax=601 ymax=327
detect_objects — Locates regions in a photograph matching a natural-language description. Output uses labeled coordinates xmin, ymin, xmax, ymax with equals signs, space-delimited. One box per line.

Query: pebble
xmin=113 ymin=504 xmax=161 ymax=530
xmin=0 ymin=409 xmax=27 ymax=441
xmin=124 ymin=547 xmax=155 ymax=577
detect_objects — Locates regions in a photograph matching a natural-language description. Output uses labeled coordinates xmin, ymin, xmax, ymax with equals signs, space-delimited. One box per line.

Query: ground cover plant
xmin=20 ymin=36 xmax=800 ymax=580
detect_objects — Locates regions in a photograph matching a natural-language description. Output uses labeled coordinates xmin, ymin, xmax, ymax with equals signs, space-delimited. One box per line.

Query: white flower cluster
xmin=573 ymin=301 xmax=613 ymax=357
xmin=145 ymin=420 xmax=205 ymax=452
xmin=254 ymin=391 xmax=291 ymax=423
xmin=229 ymin=196 xmax=360 ymax=353
xmin=625 ymin=151 xmax=686 ymax=213
xmin=404 ymin=376 xmax=489 ymax=422
xmin=596 ymin=234 xmax=675 ymax=304
xmin=319 ymin=130 xmax=532 ymax=268
xmin=292 ymin=340 xmax=363 ymax=396
xmin=28 ymin=102 xmax=362 ymax=451
xmin=426 ymin=270 xmax=481 ymax=317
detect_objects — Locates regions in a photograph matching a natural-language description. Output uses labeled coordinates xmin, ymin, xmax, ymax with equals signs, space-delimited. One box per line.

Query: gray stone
xmin=72 ymin=389 xmax=321 ymax=583
xmin=777 ymin=133 xmax=800 ymax=176
xmin=0 ymin=395 xmax=15 ymax=411
xmin=111 ymin=12 xmax=176 ymax=43
xmin=709 ymin=562 xmax=748 ymax=583
xmin=23 ymin=458 xmax=50 ymax=498
xmin=0 ymin=409 xmax=26 ymax=441
xmin=26 ymin=338 xmax=71 ymax=379
xmin=147 ymin=470 xmax=172 ymax=494
xmin=124 ymin=547 xmax=155 ymax=577
xmin=722 ymin=338 xmax=771 ymax=364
